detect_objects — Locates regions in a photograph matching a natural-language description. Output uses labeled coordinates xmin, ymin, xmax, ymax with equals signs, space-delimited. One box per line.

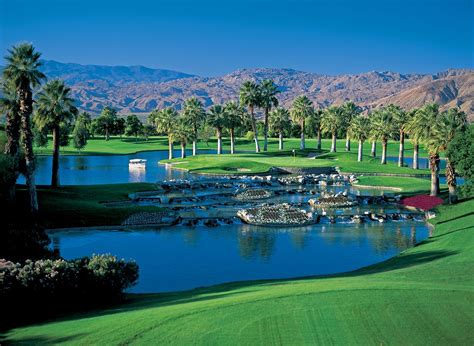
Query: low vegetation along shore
xmin=3 ymin=198 xmax=473 ymax=344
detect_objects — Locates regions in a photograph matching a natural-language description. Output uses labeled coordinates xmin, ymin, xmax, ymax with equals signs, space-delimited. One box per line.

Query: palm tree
xmin=387 ymin=104 xmax=409 ymax=167
xmin=290 ymin=95 xmax=313 ymax=150
xmin=207 ymin=104 xmax=227 ymax=154
xmin=269 ymin=107 xmax=291 ymax=150
xmin=154 ymin=108 xmax=177 ymax=160
xmin=224 ymin=101 xmax=243 ymax=154
xmin=348 ymin=115 xmax=370 ymax=162
xmin=312 ymin=109 xmax=323 ymax=150
xmin=341 ymin=101 xmax=361 ymax=151
xmin=3 ymin=43 xmax=46 ymax=213
xmin=182 ymin=97 xmax=205 ymax=156
xmin=260 ymin=80 xmax=279 ymax=151
xmin=428 ymin=108 xmax=467 ymax=202
xmin=321 ymin=106 xmax=342 ymax=152
xmin=370 ymin=107 xmax=396 ymax=164
xmin=0 ymin=80 xmax=20 ymax=157
xmin=405 ymin=108 xmax=420 ymax=169
xmin=409 ymin=104 xmax=442 ymax=195
xmin=174 ymin=118 xmax=193 ymax=159
xmin=34 ymin=79 xmax=78 ymax=187
xmin=239 ymin=81 xmax=262 ymax=153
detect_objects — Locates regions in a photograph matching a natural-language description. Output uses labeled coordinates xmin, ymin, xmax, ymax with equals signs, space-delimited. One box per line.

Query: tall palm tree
xmin=207 ymin=104 xmax=227 ymax=155
xmin=321 ymin=106 xmax=342 ymax=152
xmin=405 ymin=108 xmax=420 ymax=169
xmin=34 ymin=79 xmax=78 ymax=187
xmin=290 ymin=95 xmax=313 ymax=150
xmin=224 ymin=101 xmax=243 ymax=154
xmin=239 ymin=81 xmax=262 ymax=153
xmin=370 ymin=107 xmax=396 ymax=164
xmin=260 ymin=79 xmax=279 ymax=151
xmin=0 ymin=80 xmax=20 ymax=157
xmin=341 ymin=101 xmax=361 ymax=151
xmin=174 ymin=118 xmax=193 ymax=159
xmin=348 ymin=115 xmax=370 ymax=162
xmin=312 ymin=109 xmax=323 ymax=150
xmin=387 ymin=104 xmax=409 ymax=167
xmin=409 ymin=104 xmax=442 ymax=195
xmin=182 ymin=97 xmax=205 ymax=156
xmin=154 ymin=108 xmax=177 ymax=160
xmin=3 ymin=43 xmax=46 ymax=213
xmin=428 ymin=108 xmax=467 ymax=202
xmin=269 ymin=107 xmax=291 ymax=150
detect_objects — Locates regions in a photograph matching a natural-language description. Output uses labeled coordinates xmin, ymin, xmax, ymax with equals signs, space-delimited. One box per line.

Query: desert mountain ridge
xmin=1 ymin=61 xmax=473 ymax=120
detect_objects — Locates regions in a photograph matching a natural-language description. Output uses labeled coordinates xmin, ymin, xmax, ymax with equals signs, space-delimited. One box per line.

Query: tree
xmin=446 ymin=125 xmax=474 ymax=197
xmin=370 ymin=107 xmax=396 ymax=164
xmin=408 ymin=104 xmax=442 ymax=196
xmin=269 ymin=107 xmax=291 ymax=150
xmin=341 ymin=101 xmax=362 ymax=151
xmin=405 ymin=108 xmax=420 ymax=169
xmin=224 ymin=101 xmax=244 ymax=154
xmin=321 ymin=106 xmax=342 ymax=152
xmin=428 ymin=108 xmax=467 ymax=202
xmin=388 ymin=104 xmax=409 ymax=167
xmin=239 ymin=81 xmax=262 ymax=153
xmin=260 ymin=80 xmax=279 ymax=151
xmin=141 ymin=124 xmax=155 ymax=140
xmin=174 ymin=118 xmax=193 ymax=159
xmin=290 ymin=95 xmax=313 ymax=150
xmin=92 ymin=107 xmax=117 ymax=140
xmin=182 ymin=97 xmax=206 ymax=156
xmin=34 ymin=79 xmax=78 ymax=187
xmin=307 ymin=109 xmax=323 ymax=150
xmin=72 ymin=113 xmax=90 ymax=151
xmin=153 ymin=108 xmax=177 ymax=160
xmin=207 ymin=104 xmax=226 ymax=155
xmin=125 ymin=114 xmax=143 ymax=140
xmin=348 ymin=115 xmax=370 ymax=162
xmin=113 ymin=117 xmax=126 ymax=137
xmin=3 ymin=43 xmax=46 ymax=212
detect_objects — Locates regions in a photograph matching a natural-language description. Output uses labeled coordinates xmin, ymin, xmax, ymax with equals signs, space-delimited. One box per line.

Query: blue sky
xmin=1 ymin=0 xmax=472 ymax=76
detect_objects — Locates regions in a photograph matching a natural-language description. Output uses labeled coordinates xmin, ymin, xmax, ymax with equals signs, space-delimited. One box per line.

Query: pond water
xmin=50 ymin=221 xmax=430 ymax=293
xmin=385 ymin=156 xmax=446 ymax=169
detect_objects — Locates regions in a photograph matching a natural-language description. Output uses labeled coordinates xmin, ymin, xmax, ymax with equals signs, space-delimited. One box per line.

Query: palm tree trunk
xmin=279 ymin=131 xmax=283 ymax=150
xmin=4 ymin=110 xmax=21 ymax=202
xmin=105 ymin=127 xmax=109 ymax=141
xmin=263 ymin=108 xmax=269 ymax=152
xmin=381 ymin=139 xmax=387 ymax=164
xmin=317 ymin=128 xmax=322 ymax=150
xmin=446 ymin=159 xmax=457 ymax=204
xmin=300 ymin=120 xmax=305 ymax=150
xmin=181 ymin=143 xmax=186 ymax=159
xmin=168 ymin=135 xmax=174 ymax=160
xmin=413 ymin=142 xmax=419 ymax=170
xmin=192 ymin=126 xmax=197 ymax=156
xmin=18 ymin=86 xmax=38 ymax=213
xmin=217 ymin=128 xmax=222 ymax=155
xmin=51 ymin=125 xmax=61 ymax=188
xmin=358 ymin=140 xmax=363 ymax=162
xmin=330 ymin=133 xmax=336 ymax=152
xmin=398 ymin=130 xmax=405 ymax=167
xmin=345 ymin=133 xmax=350 ymax=151
xmin=250 ymin=106 xmax=260 ymax=153
xmin=371 ymin=141 xmax=376 ymax=158
xmin=429 ymin=152 xmax=440 ymax=196
xmin=230 ymin=128 xmax=235 ymax=154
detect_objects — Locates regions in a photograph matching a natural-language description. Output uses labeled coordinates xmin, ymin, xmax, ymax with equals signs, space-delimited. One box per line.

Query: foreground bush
xmin=0 ymin=254 xmax=138 ymax=328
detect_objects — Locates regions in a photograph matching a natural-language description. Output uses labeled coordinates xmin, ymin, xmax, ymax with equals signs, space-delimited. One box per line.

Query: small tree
xmin=446 ymin=125 xmax=473 ymax=198
xmin=321 ymin=106 xmax=343 ymax=152
xmin=154 ymin=108 xmax=177 ymax=160
xmin=92 ymin=107 xmax=117 ymax=141
xmin=290 ymin=95 xmax=313 ymax=150
xmin=348 ymin=115 xmax=370 ymax=162
xmin=207 ymin=104 xmax=226 ymax=155
xmin=125 ymin=114 xmax=143 ymax=140
xmin=174 ymin=118 xmax=193 ymax=159
xmin=370 ymin=107 xmax=396 ymax=165
xmin=182 ymin=97 xmax=206 ymax=156
xmin=224 ymin=101 xmax=244 ymax=154
xmin=341 ymin=101 xmax=362 ymax=151
xmin=269 ymin=107 xmax=291 ymax=150
xmin=72 ymin=113 xmax=90 ymax=152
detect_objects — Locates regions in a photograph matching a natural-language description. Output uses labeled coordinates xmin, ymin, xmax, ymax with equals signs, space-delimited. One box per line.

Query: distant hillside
xmin=1 ymin=60 xmax=473 ymax=120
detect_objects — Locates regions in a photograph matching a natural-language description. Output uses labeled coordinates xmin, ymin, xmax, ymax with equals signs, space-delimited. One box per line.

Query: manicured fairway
xmin=3 ymin=198 xmax=473 ymax=345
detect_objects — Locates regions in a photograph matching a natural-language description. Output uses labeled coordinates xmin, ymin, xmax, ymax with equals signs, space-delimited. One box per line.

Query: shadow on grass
xmin=1 ymin=333 xmax=90 ymax=345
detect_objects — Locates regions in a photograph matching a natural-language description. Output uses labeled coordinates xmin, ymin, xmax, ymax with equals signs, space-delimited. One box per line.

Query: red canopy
xmin=401 ymin=195 xmax=444 ymax=210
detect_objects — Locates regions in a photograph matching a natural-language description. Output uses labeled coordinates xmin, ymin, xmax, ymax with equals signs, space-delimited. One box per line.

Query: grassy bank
xmin=162 ymin=150 xmax=434 ymax=176
xmin=354 ymin=176 xmax=439 ymax=193
xmin=3 ymin=198 xmax=473 ymax=344
xmin=34 ymin=135 xmax=431 ymax=157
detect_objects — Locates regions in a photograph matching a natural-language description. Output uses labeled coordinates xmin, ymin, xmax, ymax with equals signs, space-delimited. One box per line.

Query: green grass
xmin=34 ymin=135 xmax=432 ymax=157
xmin=3 ymin=198 xmax=473 ymax=344
xmin=162 ymin=150 xmax=434 ymax=176
xmin=354 ymin=176 xmax=437 ymax=193
xmin=15 ymin=184 xmax=159 ymax=229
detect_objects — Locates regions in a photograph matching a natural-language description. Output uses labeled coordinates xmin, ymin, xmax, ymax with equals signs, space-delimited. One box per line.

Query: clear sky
xmin=1 ymin=0 xmax=472 ymax=76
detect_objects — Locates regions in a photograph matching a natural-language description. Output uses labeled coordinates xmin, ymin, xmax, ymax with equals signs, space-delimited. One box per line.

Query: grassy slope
xmin=355 ymin=176 xmax=437 ymax=193
xmin=163 ymin=150 xmax=433 ymax=176
xmin=3 ymin=199 xmax=473 ymax=344
xmin=35 ymin=136 xmax=431 ymax=157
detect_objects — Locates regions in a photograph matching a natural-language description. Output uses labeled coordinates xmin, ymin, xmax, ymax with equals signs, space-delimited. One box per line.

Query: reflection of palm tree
xmin=238 ymin=230 xmax=276 ymax=261
xmin=290 ymin=231 xmax=309 ymax=250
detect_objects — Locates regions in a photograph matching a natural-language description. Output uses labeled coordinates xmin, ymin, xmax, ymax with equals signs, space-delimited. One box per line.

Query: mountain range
xmin=3 ymin=60 xmax=474 ymax=120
